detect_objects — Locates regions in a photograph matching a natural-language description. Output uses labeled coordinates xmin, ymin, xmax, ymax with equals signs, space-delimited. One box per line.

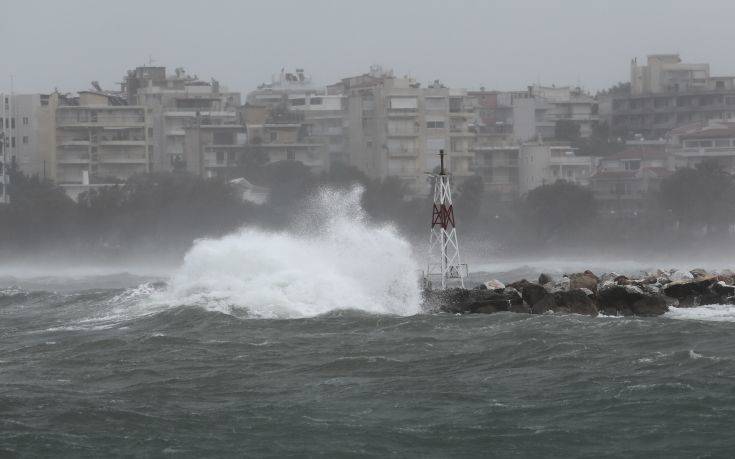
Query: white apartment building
xmin=518 ymin=143 xmax=594 ymax=195
xmin=0 ymin=93 xmax=53 ymax=178
xmin=124 ymin=67 xmax=241 ymax=174
xmin=667 ymin=120 xmax=735 ymax=173
xmin=54 ymin=91 xmax=152 ymax=196
xmin=332 ymin=67 xmax=474 ymax=194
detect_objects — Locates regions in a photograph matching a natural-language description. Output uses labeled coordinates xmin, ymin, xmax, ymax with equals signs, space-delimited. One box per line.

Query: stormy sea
xmin=2 ymin=190 xmax=735 ymax=457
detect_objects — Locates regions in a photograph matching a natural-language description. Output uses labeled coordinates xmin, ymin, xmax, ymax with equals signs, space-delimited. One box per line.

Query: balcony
xmin=549 ymin=156 xmax=592 ymax=166
xmin=57 ymin=156 xmax=90 ymax=164
xmin=387 ymin=147 xmax=418 ymax=157
xmin=675 ymin=147 xmax=735 ymax=158
xmin=58 ymin=140 xmax=90 ymax=147
xmin=387 ymin=109 xmax=417 ymax=118
xmin=99 ymin=156 xmax=148 ymax=164
xmin=99 ymin=140 xmax=146 ymax=146
xmin=387 ymin=129 xmax=419 ymax=137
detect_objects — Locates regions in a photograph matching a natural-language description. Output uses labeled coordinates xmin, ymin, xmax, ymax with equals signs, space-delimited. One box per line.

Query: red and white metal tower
xmin=426 ymin=149 xmax=466 ymax=289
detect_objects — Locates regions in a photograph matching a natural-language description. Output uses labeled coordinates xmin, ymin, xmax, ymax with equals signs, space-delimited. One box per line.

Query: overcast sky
xmin=2 ymin=0 xmax=735 ymax=95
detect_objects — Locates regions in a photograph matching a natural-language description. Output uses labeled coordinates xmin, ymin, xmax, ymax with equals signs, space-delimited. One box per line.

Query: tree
xmin=596 ymin=82 xmax=631 ymax=97
xmin=659 ymin=161 xmax=735 ymax=234
xmin=0 ymin=165 xmax=77 ymax=249
xmin=77 ymin=172 xmax=249 ymax=251
xmin=454 ymin=175 xmax=484 ymax=229
xmin=520 ymin=180 xmax=597 ymax=244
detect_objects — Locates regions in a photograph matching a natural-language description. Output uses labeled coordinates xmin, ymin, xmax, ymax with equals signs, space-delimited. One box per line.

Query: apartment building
xmin=472 ymin=145 xmax=520 ymax=200
xmin=468 ymin=87 xmax=597 ymax=200
xmin=330 ymin=67 xmax=474 ymax=193
xmin=124 ymin=66 xmax=242 ymax=174
xmin=242 ymin=104 xmax=325 ymax=172
xmin=590 ymin=146 xmax=670 ymax=217
xmin=667 ymin=120 xmax=735 ymax=173
xmin=531 ymin=85 xmax=599 ymax=138
xmin=518 ymin=143 xmax=594 ymax=195
xmin=54 ymin=91 xmax=152 ymax=197
xmin=0 ymin=93 xmax=56 ymax=179
xmin=604 ymin=54 xmax=735 ymax=139
xmin=243 ymin=69 xmax=336 ymax=171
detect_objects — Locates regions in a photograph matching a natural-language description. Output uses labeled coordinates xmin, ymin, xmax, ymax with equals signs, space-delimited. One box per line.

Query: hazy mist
xmin=4 ymin=0 xmax=735 ymax=93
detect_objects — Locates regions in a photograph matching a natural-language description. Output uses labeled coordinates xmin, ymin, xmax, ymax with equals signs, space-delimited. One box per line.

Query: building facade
xmin=54 ymin=91 xmax=152 ymax=197
xmin=124 ymin=66 xmax=242 ymax=175
xmin=667 ymin=120 xmax=735 ymax=173
xmin=590 ymin=146 xmax=670 ymax=217
xmin=604 ymin=54 xmax=735 ymax=140
xmin=332 ymin=67 xmax=474 ymax=193
xmin=518 ymin=143 xmax=594 ymax=195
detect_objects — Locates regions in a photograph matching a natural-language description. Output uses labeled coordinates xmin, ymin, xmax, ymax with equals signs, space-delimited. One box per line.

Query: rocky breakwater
xmin=422 ymin=269 xmax=735 ymax=317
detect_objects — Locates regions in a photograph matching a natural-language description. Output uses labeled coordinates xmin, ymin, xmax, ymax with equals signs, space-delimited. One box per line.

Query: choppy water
xmin=3 ymin=189 xmax=735 ymax=457
xmin=1 ymin=275 xmax=735 ymax=457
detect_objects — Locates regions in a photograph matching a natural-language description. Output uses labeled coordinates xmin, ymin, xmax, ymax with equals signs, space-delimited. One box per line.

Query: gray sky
xmin=3 ymin=0 xmax=735 ymax=95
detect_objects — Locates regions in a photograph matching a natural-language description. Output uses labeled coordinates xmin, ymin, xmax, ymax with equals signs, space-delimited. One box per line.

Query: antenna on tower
xmin=425 ymin=149 xmax=467 ymax=290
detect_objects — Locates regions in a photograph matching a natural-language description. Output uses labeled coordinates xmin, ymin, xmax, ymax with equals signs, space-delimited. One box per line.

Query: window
xmin=290 ymin=98 xmax=306 ymax=106
xmin=426 ymin=121 xmax=445 ymax=129
xmin=715 ymin=139 xmax=730 ymax=148
xmin=309 ymin=97 xmax=322 ymax=105
xmin=270 ymin=131 xmax=277 ymax=142
xmin=624 ymin=160 xmax=641 ymax=171
xmin=699 ymin=140 xmax=713 ymax=148
xmin=390 ymin=97 xmax=418 ymax=110
xmin=216 ymin=151 xmax=224 ymax=164
xmin=287 ymin=150 xmax=296 ymax=161
xmin=22 ymin=136 xmax=28 ymax=144
xmin=213 ymin=131 xmax=234 ymax=145
xmin=22 ymin=117 xmax=29 ymax=125
xmin=425 ymin=97 xmax=446 ymax=111
xmin=11 ymin=137 xmax=15 ymax=147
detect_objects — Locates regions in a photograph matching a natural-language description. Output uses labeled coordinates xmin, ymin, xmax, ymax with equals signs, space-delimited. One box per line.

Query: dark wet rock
xmin=711 ymin=281 xmax=735 ymax=300
xmin=507 ymin=279 xmax=532 ymax=291
xmin=424 ymin=288 xmax=522 ymax=314
xmin=614 ymin=275 xmax=631 ymax=285
xmin=531 ymin=289 xmax=598 ymax=316
xmin=690 ymin=268 xmax=708 ymax=278
xmin=716 ymin=269 xmax=735 ymax=285
xmin=538 ymin=273 xmax=553 ymax=285
xmin=662 ymin=275 xmax=719 ymax=307
xmin=521 ymin=283 xmax=547 ymax=309
xmin=569 ymin=271 xmax=599 ymax=292
xmin=503 ymin=287 xmax=530 ymax=313
xmin=597 ymin=284 xmax=669 ymax=316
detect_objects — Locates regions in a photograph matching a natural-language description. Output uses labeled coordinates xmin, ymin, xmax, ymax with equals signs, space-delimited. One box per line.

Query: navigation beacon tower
xmin=426 ymin=149 xmax=467 ymax=290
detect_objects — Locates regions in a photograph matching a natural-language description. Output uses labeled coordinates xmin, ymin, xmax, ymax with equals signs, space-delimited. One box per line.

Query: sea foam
xmin=159 ymin=186 xmax=422 ymax=319
xmin=666 ymin=304 xmax=735 ymax=323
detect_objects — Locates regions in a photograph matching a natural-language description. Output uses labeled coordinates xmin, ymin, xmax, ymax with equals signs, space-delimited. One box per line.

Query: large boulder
xmin=662 ymin=276 xmax=724 ymax=307
xmin=424 ymin=288 xmax=523 ymax=314
xmin=530 ymin=289 xmax=598 ymax=316
xmin=690 ymin=268 xmax=709 ymax=279
xmin=669 ymin=269 xmax=694 ymax=282
xmin=538 ymin=273 xmax=554 ymax=285
xmin=597 ymin=284 xmax=669 ymax=316
xmin=716 ymin=269 xmax=735 ymax=285
xmin=507 ymin=279 xmax=532 ymax=291
xmin=521 ymin=283 xmax=547 ymax=309
xmin=568 ymin=270 xmax=599 ymax=292
xmin=484 ymin=279 xmax=506 ymax=291
xmin=663 ymin=275 xmax=733 ymax=306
